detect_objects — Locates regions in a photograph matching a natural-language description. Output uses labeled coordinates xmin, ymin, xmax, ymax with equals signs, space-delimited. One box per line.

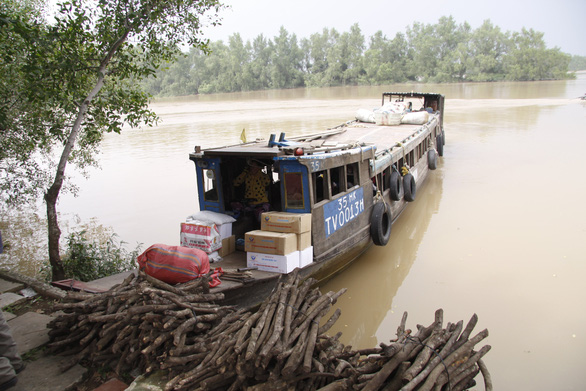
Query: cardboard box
xmin=261 ymin=212 xmax=311 ymax=233
xmin=299 ymin=246 xmax=313 ymax=268
xmin=297 ymin=231 xmax=311 ymax=250
xmin=245 ymin=230 xmax=298 ymax=255
xmin=218 ymin=235 xmax=235 ymax=257
xmin=247 ymin=251 xmax=299 ymax=274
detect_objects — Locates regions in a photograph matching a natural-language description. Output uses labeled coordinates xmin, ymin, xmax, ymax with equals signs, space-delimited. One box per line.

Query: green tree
xmin=569 ymin=55 xmax=586 ymax=72
xmin=0 ymin=0 xmax=222 ymax=280
xmin=247 ymin=34 xmax=272 ymax=90
xmin=407 ymin=16 xmax=471 ymax=82
xmin=0 ymin=0 xmax=54 ymax=192
xmin=227 ymin=33 xmax=250 ymax=91
xmin=138 ymin=18 xmax=573 ymax=95
xmin=362 ymin=31 xmax=410 ymax=84
xmin=504 ymin=28 xmax=571 ymax=80
xmin=301 ymin=28 xmax=336 ymax=87
xmin=338 ymin=24 xmax=365 ymax=84
xmin=197 ymin=41 xmax=229 ymax=93
xmin=322 ymin=28 xmax=344 ymax=86
xmin=466 ymin=20 xmax=508 ymax=81
xmin=270 ymin=27 xmax=304 ymax=89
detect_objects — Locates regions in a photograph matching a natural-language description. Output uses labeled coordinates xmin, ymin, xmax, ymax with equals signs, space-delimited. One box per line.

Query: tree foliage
xmin=1 ymin=0 xmax=222 ymax=280
xmin=569 ymin=55 xmax=586 ymax=72
xmin=143 ymin=18 xmax=573 ymax=96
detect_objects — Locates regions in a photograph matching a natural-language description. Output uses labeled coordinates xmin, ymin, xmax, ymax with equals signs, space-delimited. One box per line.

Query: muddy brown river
xmin=2 ymin=74 xmax=586 ymax=389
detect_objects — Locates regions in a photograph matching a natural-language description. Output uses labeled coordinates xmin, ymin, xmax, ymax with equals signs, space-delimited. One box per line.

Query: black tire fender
xmin=370 ymin=202 xmax=391 ymax=246
xmin=428 ymin=149 xmax=438 ymax=170
xmin=403 ymin=173 xmax=416 ymax=202
xmin=389 ymin=171 xmax=402 ymax=201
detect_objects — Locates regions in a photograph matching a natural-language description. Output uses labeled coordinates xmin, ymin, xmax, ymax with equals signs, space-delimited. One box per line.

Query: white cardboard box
xmin=247 ymin=251 xmax=299 ymax=274
xmin=299 ymin=246 xmax=313 ymax=268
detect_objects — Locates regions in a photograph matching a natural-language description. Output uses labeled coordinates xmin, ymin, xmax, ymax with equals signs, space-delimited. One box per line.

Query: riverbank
xmin=0 ymin=276 xmax=124 ymax=391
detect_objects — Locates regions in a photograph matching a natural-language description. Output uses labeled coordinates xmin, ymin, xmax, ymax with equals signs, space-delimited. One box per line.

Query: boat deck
xmin=210 ymin=250 xmax=275 ymax=292
xmin=328 ymin=121 xmax=428 ymax=150
xmin=199 ymin=114 xmax=438 ymax=159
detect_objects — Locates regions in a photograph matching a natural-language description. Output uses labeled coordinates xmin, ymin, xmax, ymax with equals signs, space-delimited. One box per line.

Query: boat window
xmin=284 ymin=172 xmax=304 ymax=209
xmin=330 ymin=166 xmax=343 ymax=196
xmin=346 ymin=163 xmax=359 ymax=189
xmin=312 ymin=170 xmax=328 ymax=204
xmin=202 ymin=168 xmax=218 ymax=201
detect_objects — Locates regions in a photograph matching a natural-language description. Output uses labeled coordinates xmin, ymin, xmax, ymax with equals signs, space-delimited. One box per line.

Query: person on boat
xmin=233 ymin=160 xmax=272 ymax=220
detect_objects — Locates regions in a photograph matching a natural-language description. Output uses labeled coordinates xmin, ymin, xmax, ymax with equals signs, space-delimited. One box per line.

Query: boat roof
xmin=190 ymin=115 xmax=439 ymax=162
xmin=189 ymin=92 xmax=443 ymax=161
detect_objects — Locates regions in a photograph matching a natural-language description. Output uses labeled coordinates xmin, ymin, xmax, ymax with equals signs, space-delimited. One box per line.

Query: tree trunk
xmin=0 ymin=269 xmax=67 ymax=300
xmin=45 ymin=185 xmax=65 ymax=281
xmin=43 ymin=29 xmax=130 ymax=281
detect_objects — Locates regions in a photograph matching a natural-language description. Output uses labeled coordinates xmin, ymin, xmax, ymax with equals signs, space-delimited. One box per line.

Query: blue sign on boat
xmin=323 ymin=187 xmax=364 ymax=238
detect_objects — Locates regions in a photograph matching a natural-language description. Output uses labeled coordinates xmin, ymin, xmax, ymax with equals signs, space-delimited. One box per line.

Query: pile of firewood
xmin=47 ymin=270 xmax=232 ymax=375
xmin=163 ymin=271 xmax=347 ymax=390
xmin=47 ymin=270 xmax=492 ymax=391
xmin=312 ymin=311 xmax=492 ymax=391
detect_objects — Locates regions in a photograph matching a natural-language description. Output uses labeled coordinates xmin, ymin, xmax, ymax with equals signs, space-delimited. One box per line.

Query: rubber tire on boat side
xmin=389 ymin=171 xmax=402 ymax=201
xmin=437 ymin=134 xmax=444 ymax=157
xmin=403 ymin=173 xmax=416 ymax=202
xmin=370 ymin=202 xmax=391 ymax=246
xmin=428 ymin=149 xmax=438 ymax=170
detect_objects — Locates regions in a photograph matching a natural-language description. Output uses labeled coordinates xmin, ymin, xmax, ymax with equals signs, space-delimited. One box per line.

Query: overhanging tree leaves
xmin=0 ymin=0 xmax=222 ymax=280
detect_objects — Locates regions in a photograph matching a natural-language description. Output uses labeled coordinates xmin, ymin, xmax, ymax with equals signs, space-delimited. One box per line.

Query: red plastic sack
xmin=137 ymin=244 xmax=211 ymax=284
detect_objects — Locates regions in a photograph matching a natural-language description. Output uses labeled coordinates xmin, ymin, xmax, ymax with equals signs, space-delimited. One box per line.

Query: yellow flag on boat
xmin=240 ymin=128 xmax=247 ymax=143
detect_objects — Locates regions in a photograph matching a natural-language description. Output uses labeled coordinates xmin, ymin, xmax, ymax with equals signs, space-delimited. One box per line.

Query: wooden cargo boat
xmin=189 ymin=92 xmax=445 ymax=308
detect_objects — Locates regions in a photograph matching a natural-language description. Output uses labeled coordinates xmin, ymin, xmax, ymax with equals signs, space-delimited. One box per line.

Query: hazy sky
xmin=201 ymin=0 xmax=585 ymax=56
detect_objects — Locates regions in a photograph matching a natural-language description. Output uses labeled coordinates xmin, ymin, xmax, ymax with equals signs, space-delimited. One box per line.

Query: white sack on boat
xmin=374 ymin=102 xmax=406 ymax=126
xmin=355 ymin=109 xmax=376 ymax=123
xmin=401 ymin=111 xmax=429 ymax=125
xmin=186 ymin=210 xmax=236 ymax=225
xmin=374 ymin=111 xmax=403 ymax=126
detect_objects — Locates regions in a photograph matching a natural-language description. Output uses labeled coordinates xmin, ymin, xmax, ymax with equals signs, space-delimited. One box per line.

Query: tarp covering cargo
xmin=137 ymin=244 xmax=216 ymax=285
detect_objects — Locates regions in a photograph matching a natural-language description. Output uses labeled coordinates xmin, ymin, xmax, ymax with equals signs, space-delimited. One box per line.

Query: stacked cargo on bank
xmin=246 ymin=211 xmax=312 ymax=273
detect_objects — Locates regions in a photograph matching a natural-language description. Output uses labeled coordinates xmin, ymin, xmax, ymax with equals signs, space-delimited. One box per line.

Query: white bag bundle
xmin=401 ymin=111 xmax=429 ymax=125
xmin=186 ymin=210 xmax=236 ymax=225
xmin=355 ymin=109 xmax=375 ymax=123
xmin=374 ymin=102 xmax=405 ymax=126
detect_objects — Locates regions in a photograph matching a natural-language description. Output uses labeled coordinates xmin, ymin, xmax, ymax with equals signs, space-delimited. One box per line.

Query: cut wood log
xmin=0 ymin=268 xmax=67 ymax=300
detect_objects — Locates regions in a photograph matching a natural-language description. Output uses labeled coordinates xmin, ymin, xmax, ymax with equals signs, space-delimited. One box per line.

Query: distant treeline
xmin=142 ymin=17 xmax=574 ymax=97
xmin=569 ymin=55 xmax=586 ymax=72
